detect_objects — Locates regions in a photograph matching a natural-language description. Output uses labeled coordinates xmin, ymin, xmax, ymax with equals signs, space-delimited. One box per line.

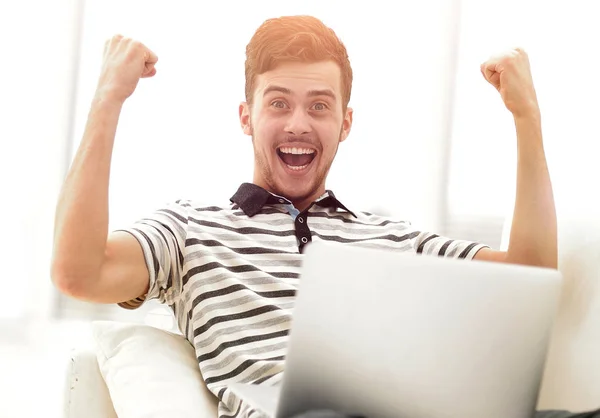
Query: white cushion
xmin=92 ymin=320 xmax=218 ymax=418
xmin=65 ymin=347 xmax=118 ymax=418
xmin=501 ymin=216 xmax=600 ymax=411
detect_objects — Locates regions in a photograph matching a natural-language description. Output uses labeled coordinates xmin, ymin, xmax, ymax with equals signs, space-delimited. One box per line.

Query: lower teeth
xmin=286 ymin=163 xmax=308 ymax=171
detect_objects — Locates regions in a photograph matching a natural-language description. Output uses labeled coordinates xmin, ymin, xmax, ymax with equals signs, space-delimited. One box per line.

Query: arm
xmin=474 ymin=48 xmax=557 ymax=269
xmin=475 ymin=113 xmax=557 ymax=268
xmin=51 ymin=35 xmax=159 ymax=302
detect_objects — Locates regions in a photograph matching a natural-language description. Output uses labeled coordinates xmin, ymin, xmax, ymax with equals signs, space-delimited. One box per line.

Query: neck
xmin=252 ymin=179 xmax=326 ymax=212
xmin=290 ymin=189 xmax=326 ymax=212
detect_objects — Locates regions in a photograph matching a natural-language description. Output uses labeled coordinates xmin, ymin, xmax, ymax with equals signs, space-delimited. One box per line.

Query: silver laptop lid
xmin=276 ymin=241 xmax=562 ymax=418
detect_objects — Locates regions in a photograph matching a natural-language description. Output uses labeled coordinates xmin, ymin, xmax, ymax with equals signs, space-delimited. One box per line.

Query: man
xmin=51 ymin=14 xmax=598 ymax=418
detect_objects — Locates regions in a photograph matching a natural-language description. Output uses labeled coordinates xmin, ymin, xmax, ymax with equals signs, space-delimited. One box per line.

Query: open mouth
xmin=276 ymin=146 xmax=317 ymax=171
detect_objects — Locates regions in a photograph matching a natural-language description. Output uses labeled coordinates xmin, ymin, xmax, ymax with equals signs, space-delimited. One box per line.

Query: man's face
xmin=239 ymin=61 xmax=353 ymax=207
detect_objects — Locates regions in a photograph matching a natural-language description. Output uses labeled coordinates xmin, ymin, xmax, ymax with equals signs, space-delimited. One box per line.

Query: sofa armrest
xmin=63 ymin=347 xmax=117 ymax=418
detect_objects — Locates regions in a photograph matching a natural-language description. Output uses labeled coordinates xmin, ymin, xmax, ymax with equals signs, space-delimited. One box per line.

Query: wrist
xmin=513 ymin=104 xmax=541 ymax=123
xmin=514 ymin=112 xmax=541 ymax=129
xmin=87 ymin=90 xmax=125 ymax=128
xmin=93 ymin=88 xmax=127 ymax=108
xmin=514 ymin=110 xmax=544 ymax=153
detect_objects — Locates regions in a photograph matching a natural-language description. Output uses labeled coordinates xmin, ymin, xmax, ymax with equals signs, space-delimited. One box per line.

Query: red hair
xmin=245 ymin=15 xmax=353 ymax=112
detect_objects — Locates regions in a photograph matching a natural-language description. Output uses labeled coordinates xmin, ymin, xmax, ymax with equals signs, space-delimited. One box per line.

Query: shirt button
xmin=298 ymin=217 xmax=304 ymax=223
xmin=301 ymin=237 xmax=308 ymax=243
xmin=279 ymin=199 xmax=285 ymax=203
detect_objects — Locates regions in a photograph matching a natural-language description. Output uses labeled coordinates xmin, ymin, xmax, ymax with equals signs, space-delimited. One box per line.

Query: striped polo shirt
xmin=118 ymin=182 xmax=488 ymax=418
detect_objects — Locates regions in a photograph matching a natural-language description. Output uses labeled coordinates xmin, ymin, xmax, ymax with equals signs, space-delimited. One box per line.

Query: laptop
xmin=230 ymin=241 xmax=562 ymax=418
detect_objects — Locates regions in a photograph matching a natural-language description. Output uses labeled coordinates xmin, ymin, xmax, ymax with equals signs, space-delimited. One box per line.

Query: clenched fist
xmin=95 ymin=35 xmax=158 ymax=103
xmin=481 ymin=48 xmax=539 ymax=119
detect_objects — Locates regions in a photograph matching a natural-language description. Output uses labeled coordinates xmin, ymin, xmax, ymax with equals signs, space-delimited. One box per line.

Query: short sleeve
xmin=115 ymin=201 xmax=188 ymax=310
xmin=413 ymin=231 xmax=489 ymax=260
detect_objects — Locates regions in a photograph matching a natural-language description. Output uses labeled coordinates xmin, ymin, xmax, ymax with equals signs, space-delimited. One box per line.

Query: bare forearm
xmin=52 ymin=95 xmax=123 ymax=284
xmin=506 ymin=113 xmax=557 ymax=268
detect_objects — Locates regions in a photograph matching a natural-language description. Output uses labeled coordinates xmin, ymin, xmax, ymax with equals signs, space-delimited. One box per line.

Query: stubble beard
xmin=252 ymin=135 xmax=339 ymax=202
xmin=251 ymin=121 xmax=344 ymax=201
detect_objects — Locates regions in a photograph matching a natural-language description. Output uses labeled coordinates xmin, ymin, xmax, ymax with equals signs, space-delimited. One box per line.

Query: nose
xmin=284 ymin=108 xmax=312 ymax=136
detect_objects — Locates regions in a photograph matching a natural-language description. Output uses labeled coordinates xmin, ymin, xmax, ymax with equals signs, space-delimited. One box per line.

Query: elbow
xmin=50 ymin=260 xmax=94 ymax=299
xmin=505 ymin=250 xmax=558 ymax=270
xmin=523 ymin=258 xmax=557 ymax=270
xmin=50 ymin=263 xmax=78 ymax=297
xmin=537 ymin=258 xmax=558 ymax=270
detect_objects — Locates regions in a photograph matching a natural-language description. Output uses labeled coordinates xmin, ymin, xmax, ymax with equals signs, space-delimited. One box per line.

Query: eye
xmin=271 ymin=100 xmax=288 ymax=109
xmin=311 ymin=102 xmax=328 ymax=111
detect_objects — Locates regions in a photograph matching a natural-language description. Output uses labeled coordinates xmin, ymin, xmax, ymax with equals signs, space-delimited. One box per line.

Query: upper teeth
xmin=279 ymin=147 xmax=315 ymax=155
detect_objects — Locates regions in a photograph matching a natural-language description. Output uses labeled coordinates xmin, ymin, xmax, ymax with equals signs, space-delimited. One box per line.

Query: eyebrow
xmin=263 ymin=85 xmax=337 ymax=101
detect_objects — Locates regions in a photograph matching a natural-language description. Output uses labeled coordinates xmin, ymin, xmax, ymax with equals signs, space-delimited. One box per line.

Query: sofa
xmin=62 ymin=319 xmax=219 ymax=418
xmin=61 ymin=216 xmax=600 ymax=417
xmin=501 ymin=216 xmax=600 ymax=410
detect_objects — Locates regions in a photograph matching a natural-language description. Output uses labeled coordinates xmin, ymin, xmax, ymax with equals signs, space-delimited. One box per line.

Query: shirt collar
xmin=230 ymin=183 xmax=357 ymax=218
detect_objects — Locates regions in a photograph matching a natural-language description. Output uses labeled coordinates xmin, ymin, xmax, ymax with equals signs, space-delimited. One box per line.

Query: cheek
xmin=317 ymin=122 xmax=343 ymax=151
xmin=253 ymin=121 xmax=278 ymax=150
xmin=257 ymin=121 xmax=283 ymax=144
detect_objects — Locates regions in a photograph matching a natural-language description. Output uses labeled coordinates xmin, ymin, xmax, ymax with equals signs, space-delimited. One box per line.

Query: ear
xmin=339 ymin=107 xmax=353 ymax=143
xmin=239 ymin=102 xmax=253 ymax=136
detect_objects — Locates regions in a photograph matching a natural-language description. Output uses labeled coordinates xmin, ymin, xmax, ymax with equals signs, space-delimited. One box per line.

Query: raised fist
xmin=95 ymin=35 xmax=158 ymax=103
